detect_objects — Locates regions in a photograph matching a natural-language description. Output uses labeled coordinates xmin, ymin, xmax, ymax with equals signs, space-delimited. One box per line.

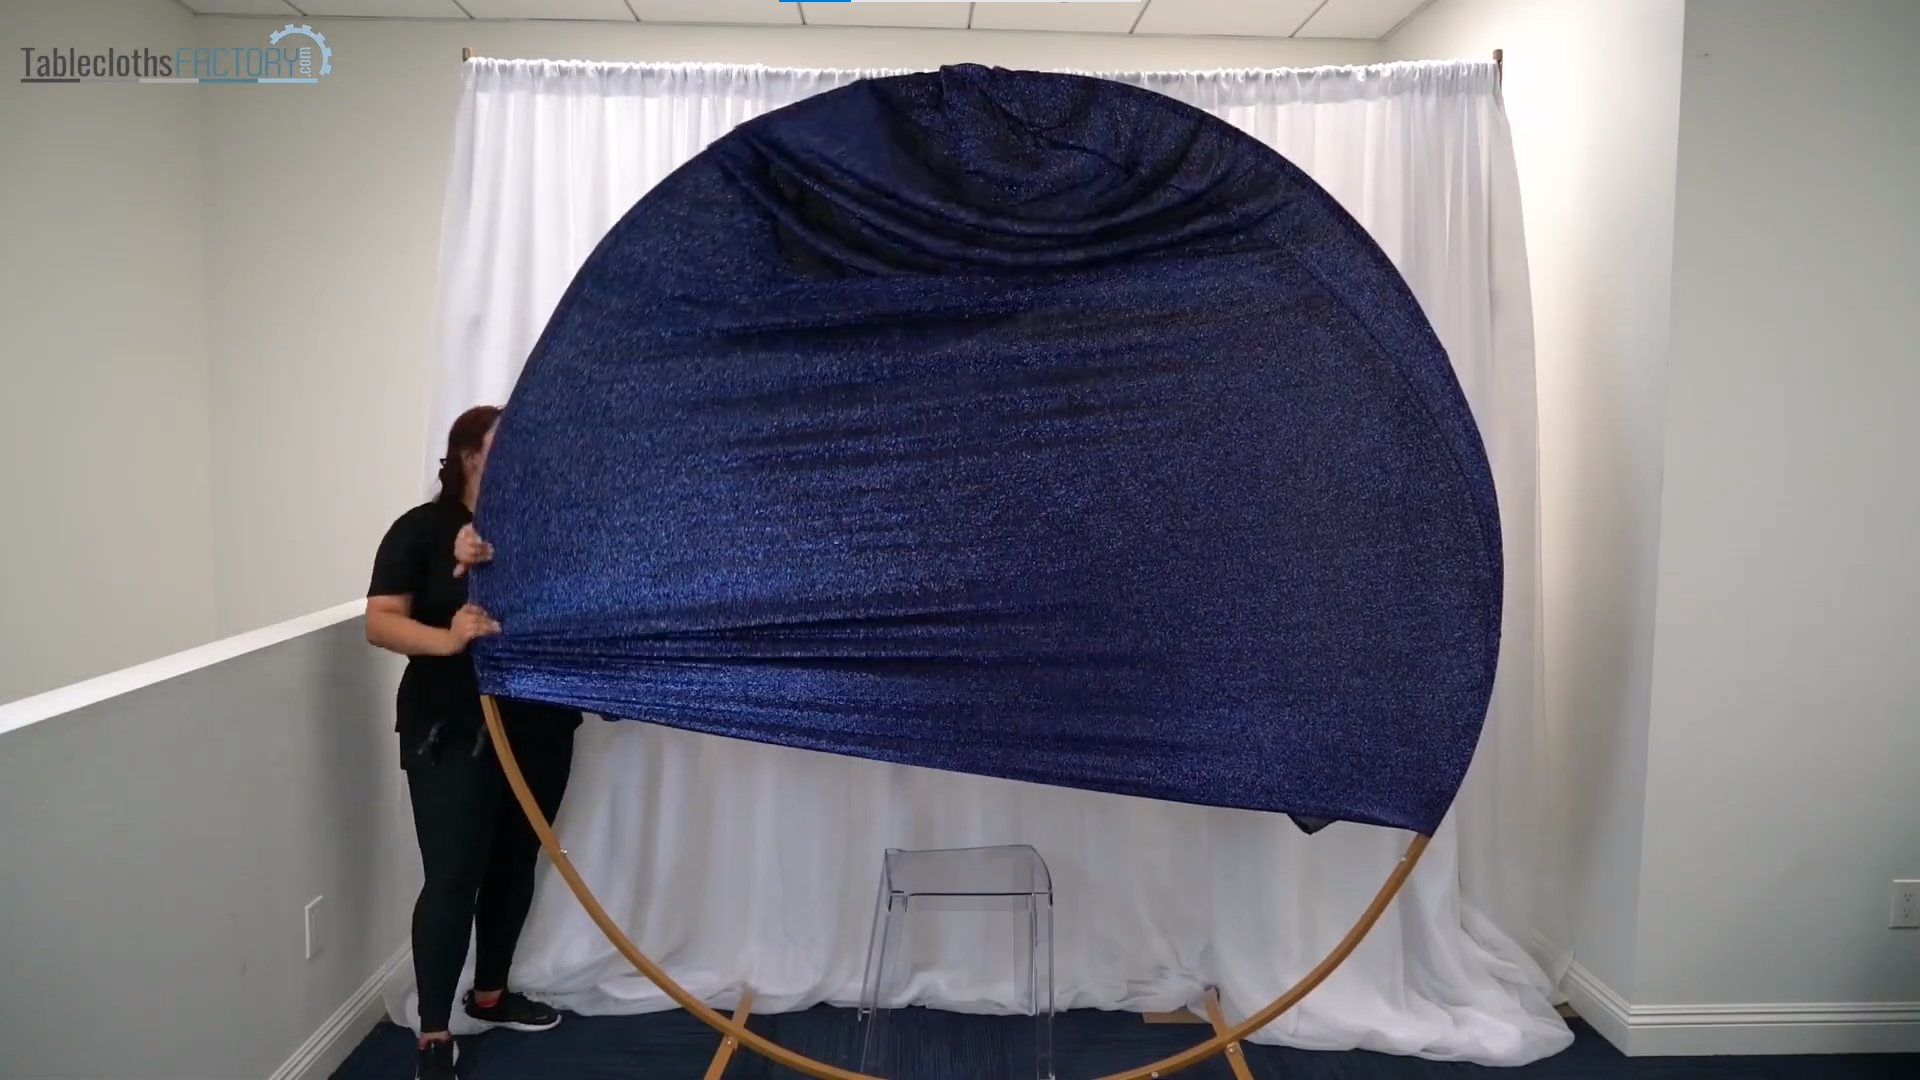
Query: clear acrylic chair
xmin=858 ymin=844 xmax=1055 ymax=1080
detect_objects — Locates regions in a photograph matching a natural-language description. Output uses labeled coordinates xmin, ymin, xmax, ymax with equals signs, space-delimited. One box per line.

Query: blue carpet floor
xmin=331 ymin=1006 xmax=1920 ymax=1079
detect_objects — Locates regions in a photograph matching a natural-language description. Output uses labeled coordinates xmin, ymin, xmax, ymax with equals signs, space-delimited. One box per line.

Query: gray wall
xmin=0 ymin=615 xmax=414 ymax=1080
xmin=0 ymin=0 xmax=221 ymax=703
xmin=1635 ymin=0 xmax=1920 ymax=1011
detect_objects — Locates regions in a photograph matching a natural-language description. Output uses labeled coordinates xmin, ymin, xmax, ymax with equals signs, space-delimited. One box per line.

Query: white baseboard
xmin=269 ymin=947 xmax=409 ymax=1080
xmin=1559 ymin=961 xmax=1637 ymax=1051
xmin=1562 ymin=961 xmax=1920 ymax=1056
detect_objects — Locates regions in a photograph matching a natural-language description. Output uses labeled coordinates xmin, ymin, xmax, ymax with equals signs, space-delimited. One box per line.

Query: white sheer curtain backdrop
xmin=401 ymin=58 xmax=1569 ymax=1066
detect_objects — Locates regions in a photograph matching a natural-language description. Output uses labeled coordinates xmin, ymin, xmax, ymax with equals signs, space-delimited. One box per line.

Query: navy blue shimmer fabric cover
xmin=470 ymin=65 xmax=1501 ymax=836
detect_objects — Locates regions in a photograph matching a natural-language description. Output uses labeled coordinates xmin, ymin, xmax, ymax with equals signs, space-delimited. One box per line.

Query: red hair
xmin=436 ymin=405 xmax=502 ymax=506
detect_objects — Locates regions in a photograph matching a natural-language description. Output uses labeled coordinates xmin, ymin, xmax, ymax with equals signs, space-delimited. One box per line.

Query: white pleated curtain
xmin=411 ymin=58 xmax=1569 ymax=1065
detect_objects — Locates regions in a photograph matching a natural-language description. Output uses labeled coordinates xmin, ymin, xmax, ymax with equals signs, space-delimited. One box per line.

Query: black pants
xmin=405 ymin=721 xmax=574 ymax=1033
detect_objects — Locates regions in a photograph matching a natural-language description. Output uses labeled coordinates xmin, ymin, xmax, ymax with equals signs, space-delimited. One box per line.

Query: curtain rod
xmin=460 ymin=47 xmax=1506 ymax=80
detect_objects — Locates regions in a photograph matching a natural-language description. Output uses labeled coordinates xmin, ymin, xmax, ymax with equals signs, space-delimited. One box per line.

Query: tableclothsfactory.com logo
xmin=20 ymin=23 xmax=331 ymax=85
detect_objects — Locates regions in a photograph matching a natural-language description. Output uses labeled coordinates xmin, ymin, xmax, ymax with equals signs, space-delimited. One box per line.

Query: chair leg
xmin=1028 ymin=897 xmax=1039 ymax=1017
xmin=860 ymin=896 xmax=908 ymax=1074
xmin=1035 ymin=897 xmax=1055 ymax=1079
xmin=858 ymin=867 xmax=891 ymax=1018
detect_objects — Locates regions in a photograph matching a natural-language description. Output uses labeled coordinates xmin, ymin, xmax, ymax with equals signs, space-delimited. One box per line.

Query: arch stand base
xmin=702 ymin=989 xmax=755 ymax=1080
xmin=1201 ymin=988 xmax=1256 ymax=1080
xmin=481 ymin=694 xmax=1431 ymax=1080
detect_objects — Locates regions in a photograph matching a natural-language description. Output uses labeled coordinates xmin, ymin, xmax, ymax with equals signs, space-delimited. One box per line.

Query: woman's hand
xmin=453 ymin=524 xmax=493 ymax=577
xmin=443 ymin=603 xmax=501 ymax=654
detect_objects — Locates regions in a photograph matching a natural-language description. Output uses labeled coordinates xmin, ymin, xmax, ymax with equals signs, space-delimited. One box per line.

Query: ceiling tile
xmin=1293 ymin=0 xmax=1429 ymax=39
xmin=1133 ymin=0 xmax=1322 ymax=38
xmin=969 ymin=2 xmax=1144 ymax=35
xmin=291 ymin=0 xmax=470 ymax=17
xmin=175 ymin=0 xmax=302 ymax=14
xmin=799 ymin=2 xmax=971 ymax=30
xmin=458 ymin=0 xmax=639 ymax=20
xmin=629 ymin=0 xmax=801 ymax=25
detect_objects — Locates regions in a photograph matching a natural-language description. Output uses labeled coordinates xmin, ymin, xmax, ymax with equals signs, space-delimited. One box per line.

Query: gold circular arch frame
xmin=481 ymin=695 xmax=1431 ymax=1080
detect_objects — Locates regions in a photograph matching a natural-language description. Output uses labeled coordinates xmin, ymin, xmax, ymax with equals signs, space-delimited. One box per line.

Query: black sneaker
xmin=463 ymin=989 xmax=563 ymax=1032
xmin=415 ymin=1037 xmax=457 ymax=1080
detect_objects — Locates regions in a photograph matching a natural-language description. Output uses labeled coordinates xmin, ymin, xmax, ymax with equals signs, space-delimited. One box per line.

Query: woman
xmin=365 ymin=404 xmax=581 ymax=1080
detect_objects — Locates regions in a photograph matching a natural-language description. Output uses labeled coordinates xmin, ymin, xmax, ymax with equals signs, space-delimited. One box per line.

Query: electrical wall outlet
xmin=305 ymin=896 xmax=325 ymax=960
xmin=1891 ymin=881 xmax=1920 ymax=929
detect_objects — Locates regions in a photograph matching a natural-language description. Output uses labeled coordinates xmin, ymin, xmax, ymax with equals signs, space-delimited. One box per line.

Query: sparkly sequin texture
xmin=470 ymin=66 xmax=1501 ymax=836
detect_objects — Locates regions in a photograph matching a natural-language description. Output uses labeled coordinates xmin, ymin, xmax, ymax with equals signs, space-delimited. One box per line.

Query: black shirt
xmin=368 ymin=499 xmax=580 ymax=759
